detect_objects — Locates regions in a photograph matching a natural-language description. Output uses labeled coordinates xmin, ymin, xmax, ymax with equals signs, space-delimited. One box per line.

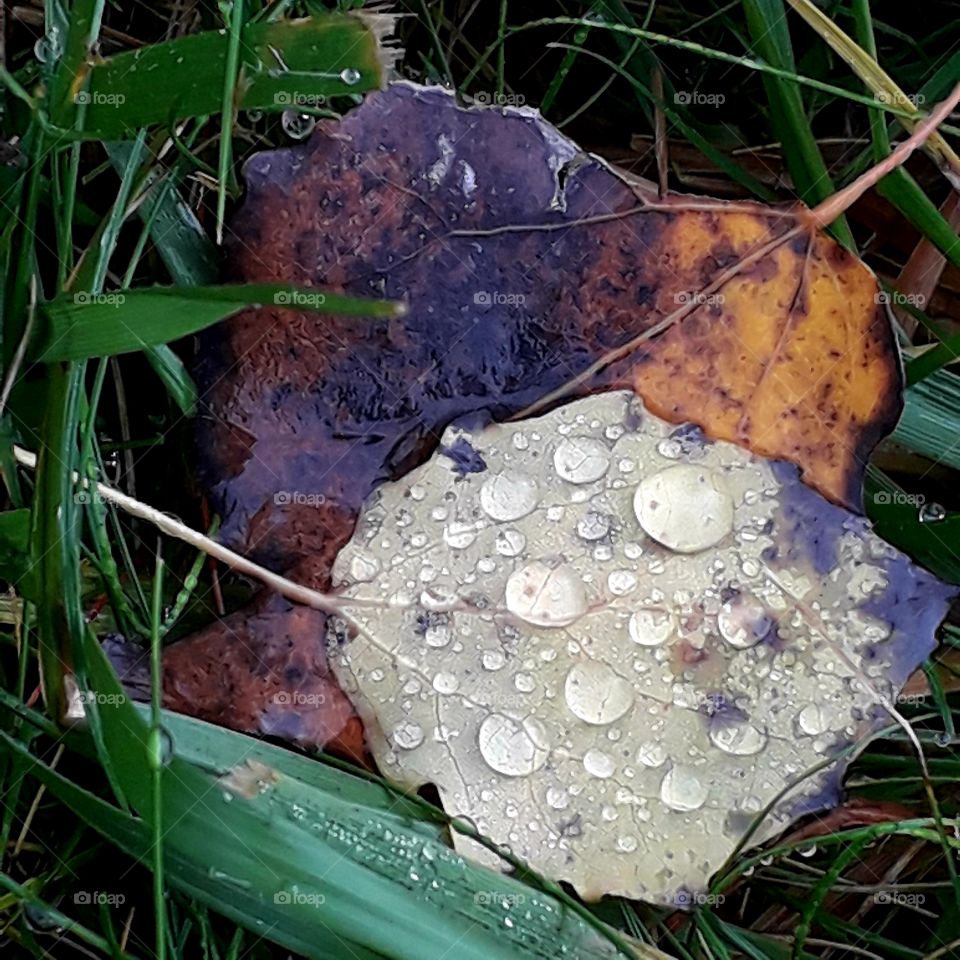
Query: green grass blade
xmin=741 ymin=0 xmax=854 ymax=246
xmin=32 ymin=283 xmax=405 ymax=362
xmin=70 ymin=13 xmax=398 ymax=140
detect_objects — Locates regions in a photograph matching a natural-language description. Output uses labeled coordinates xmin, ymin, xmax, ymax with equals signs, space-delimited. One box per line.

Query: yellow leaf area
xmin=619 ymin=205 xmax=900 ymax=509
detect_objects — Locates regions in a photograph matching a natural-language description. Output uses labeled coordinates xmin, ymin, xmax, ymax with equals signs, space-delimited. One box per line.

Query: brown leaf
xmin=176 ymin=83 xmax=905 ymax=748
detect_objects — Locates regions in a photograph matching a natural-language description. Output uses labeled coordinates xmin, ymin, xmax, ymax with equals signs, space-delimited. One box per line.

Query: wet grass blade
xmin=32 ymin=284 xmax=405 ymax=362
xmin=66 ymin=13 xmax=398 ymax=140
xmin=0 ymin=633 xmax=650 ymax=960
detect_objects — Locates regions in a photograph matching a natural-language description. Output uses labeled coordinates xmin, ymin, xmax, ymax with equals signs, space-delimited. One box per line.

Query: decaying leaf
xmin=177 ymin=81 xmax=905 ymax=748
xmin=327 ymin=391 xmax=953 ymax=904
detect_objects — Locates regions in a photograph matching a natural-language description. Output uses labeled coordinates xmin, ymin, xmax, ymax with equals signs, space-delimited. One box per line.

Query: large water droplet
xmin=340 ymin=67 xmax=362 ymax=85
xmin=495 ymin=528 xmax=526 ymax=557
xmin=660 ymin=766 xmax=708 ymax=811
xmin=478 ymin=713 xmax=549 ymax=776
xmin=628 ymin=608 xmax=675 ymax=646
xmin=637 ymin=742 xmax=667 ymax=767
xmin=482 ymin=649 xmax=506 ymax=671
xmin=797 ymin=703 xmax=828 ymax=736
xmin=553 ymin=437 xmax=610 ymax=484
xmin=393 ymin=721 xmax=424 ymax=750
xmin=443 ymin=520 xmax=477 ymax=549
xmin=433 ymin=671 xmax=459 ymax=694
xmin=480 ymin=471 xmax=539 ymax=522
xmin=349 ymin=554 xmax=380 ymax=582
xmin=634 ymin=465 xmax=734 ymax=552
xmin=717 ymin=594 xmax=769 ymax=649
xmin=281 ymin=110 xmax=316 ymax=140
xmin=710 ymin=718 xmax=767 ymax=755
xmin=545 ymin=785 xmax=570 ymax=809
xmin=505 ymin=561 xmax=588 ymax=627
xmin=576 ymin=511 xmax=611 ymax=541
xmin=564 ymin=661 xmax=634 ymax=725
xmin=583 ymin=748 xmax=616 ymax=778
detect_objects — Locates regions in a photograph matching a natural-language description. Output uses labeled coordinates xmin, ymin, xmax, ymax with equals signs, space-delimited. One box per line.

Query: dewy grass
xmin=1 ymin=2 xmax=959 ymax=959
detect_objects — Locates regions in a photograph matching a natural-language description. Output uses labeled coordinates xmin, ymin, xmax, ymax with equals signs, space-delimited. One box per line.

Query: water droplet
xmin=393 ymin=721 xmax=424 ymax=750
xmin=340 ymin=67 xmax=362 ymax=85
xmin=634 ymin=465 xmax=734 ymax=553
xmin=607 ymin=569 xmax=638 ymax=596
xmin=480 ymin=471 xmax=539 ymax=522
xmin=482 ymin=650 xmax=506 ymax=671
xmin=281 ymin=110 xmax=316 ymax=140
xmin=636 ymin=742 xmax=667 ymax=767
xmin=576 ymin=511 xmax=611 ymax=541
xmin=515 ymin=672 xmax=535 ymax=693
xmin=710 ymin=719 xmax=767 ymax=755
xmin=505 ymin=561 xmax=588 ymax=627
xmin=495 ymin=529 xmax=526 ymax=557
xmin=443 ymin=520 xmax=477 ymax=549
xmin=349 ymin=554 xmax=380 ymax=582
xmin=433 ymin=672 xmax=459 ymax=694
xmin=615 ymin=835 xmax=638 ymax=853
xmin=545 ymin=785 xmax=569 ymax=809
xmin=478 ymin=713 xmax=549 ymax=776
xmin=628 ymin=608 xmax=675 ymax=646
xmin=797 ymin=703 xmax=828 ymax=736
xmin=660 ymin=766 xmax=708 ymax=811
xmin=717 ymin=594 xmax=769 ymax=649
xmin=425 ymin=623 xmax=452 ymax=648
xmin=583 ymin=748 xmax=616 ymax=778
xmin=564 ymin=661 xmax=634 ymax=724
xmin=553 ymin=437 xmax=610 ymax=484
xmin=919 ymin=502 xmax=946 ymax=524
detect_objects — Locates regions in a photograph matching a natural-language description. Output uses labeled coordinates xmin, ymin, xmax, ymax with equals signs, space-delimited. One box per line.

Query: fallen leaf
xmin=178 ymin=82 xmax=904 ymax=750
xmin=327 ymin=391 xmax=953 ymax=904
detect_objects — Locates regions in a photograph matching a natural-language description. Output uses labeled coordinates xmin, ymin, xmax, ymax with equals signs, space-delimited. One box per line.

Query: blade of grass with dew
xmin=893 ymin=370 xmax=960 ymax=471
xmin=741 ymin=0 xmax=854 ymax=247
xmin=66 ymin=12 xmax=399 ymax=140
xmin=32 ymin=283 xmax=405 ymax=362
xmin=0 ymin=635 xmax=650 ymax=960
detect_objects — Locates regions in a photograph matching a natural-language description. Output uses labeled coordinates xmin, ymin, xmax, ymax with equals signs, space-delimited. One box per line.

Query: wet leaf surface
xmin=327 ymin=391 xmax=953 ymax=904
xmin=175 ymin=84 xmax=916 ymax=775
